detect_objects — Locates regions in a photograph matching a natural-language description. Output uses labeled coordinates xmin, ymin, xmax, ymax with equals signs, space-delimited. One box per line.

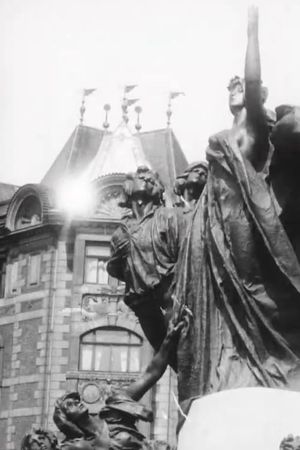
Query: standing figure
xmin=174 ymin=6 xmax=300 ymax=406
xmin=174 ymin=161 xmax=208 ymax=212
xmin=270 ymin=104 xmax=300 ymax=257
xmin=107 ymin=166 xmax=185 ymax=353
xmin=280 ymin=435 xmax=300 ymax=450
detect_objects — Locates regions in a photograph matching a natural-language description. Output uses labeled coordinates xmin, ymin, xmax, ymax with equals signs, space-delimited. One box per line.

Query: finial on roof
xmin=122 ymin=98 xmax=129 ymax=123
xmin=122 ymin=85 xmax=138 ymax=124
xmin=79 ymin=88 xmax=96 ymax=124
xmin=166 ymin=91 xmax=185 ymax=127
xmin=135 ymin=106 xmax=142 ymax=132
xmin=103 ymin=104 xmax=111 ymax=130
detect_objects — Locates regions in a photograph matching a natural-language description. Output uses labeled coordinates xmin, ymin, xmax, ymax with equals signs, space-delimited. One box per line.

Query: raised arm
xmin=244 ymin=6 xmax=269 ymax=171
xmin=125 ymin=319 xmax=184 ymax=401
xmin=245 ymin=6 xmax=262 ymax=113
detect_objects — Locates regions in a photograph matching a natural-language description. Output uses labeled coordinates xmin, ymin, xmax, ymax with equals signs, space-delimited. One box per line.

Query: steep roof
xmin=83 ymin=122 xmax=150 ymax=181
xmin=0 ymin=182 xmax=19 ymax=204
xmin=0 ymin=182 xmax=19 ymax=216
xmin=139 ymin=128 xmax=187 ymax=193
xmin=42 ymin=125 xmax=106 ymax=188
xmin=0 ymin=182 xmax=19 ymax=226
xmin=41 ymin=123 xmax=188 ymax=194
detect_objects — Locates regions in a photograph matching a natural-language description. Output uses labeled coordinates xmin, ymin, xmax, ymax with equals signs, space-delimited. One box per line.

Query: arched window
xmin=80 ymin=327 xmax=142 ymax=373
xmin=15 ymin=195 xmax=42 ymax=230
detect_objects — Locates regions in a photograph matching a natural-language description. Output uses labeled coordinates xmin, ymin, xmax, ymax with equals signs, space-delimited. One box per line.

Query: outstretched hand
xmin=165 ymin=305 xmax=192 ymax=345
xmin=166 ymin=318 xmax=184 ymax=342
xmin=247 ymin=5 xmax=259 ymax=36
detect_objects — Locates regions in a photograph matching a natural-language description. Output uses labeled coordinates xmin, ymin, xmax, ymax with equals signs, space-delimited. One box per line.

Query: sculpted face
xmin=120 ymin=166 xmax=164 ymax=210
xmin=63 ymin=397 xmax=88 ymax=423
xmin=228 ymin=78 xmax=245 ymax=113
xmin=132 ymin=170 xmax=156 ymax=198
xmin=27 ymin=433 xmax=52 ymax=450
xmin=186 ymin=165 xmax=207 ymax=187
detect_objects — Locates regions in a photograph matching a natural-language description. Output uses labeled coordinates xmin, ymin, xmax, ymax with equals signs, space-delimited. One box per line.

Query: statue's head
xmin=228 ymin=76 xmax=245 ymax=114
xmin=227 ymin=76 xmax=268 ymax=115
xmin=174 ymin=161 xmax=208 ymax=201
xmin=119 ymin=166 xmax=164 ymax=208
xmin=271 ymin=105 xmax=300 ymax=164
xmin=20 ymin=427 xmax=58 ymax=450
xmin=280 ymin=434 xmax=300 ymax=450
xmin=53 ymin=392 xmax=88 ymax=439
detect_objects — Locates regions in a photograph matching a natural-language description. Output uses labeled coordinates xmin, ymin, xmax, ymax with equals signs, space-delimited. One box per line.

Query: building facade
xmin=0 ymin=119 xmax=187 ymax=449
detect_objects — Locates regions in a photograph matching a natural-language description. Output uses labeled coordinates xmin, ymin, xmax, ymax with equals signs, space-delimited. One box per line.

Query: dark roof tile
xmin=41 ymin=124 xmax=187 ymax=193
xmin=42 ymin=125 xmax=106 ymax=188
xmin=0 ymin=182 xmax=19 ymax=204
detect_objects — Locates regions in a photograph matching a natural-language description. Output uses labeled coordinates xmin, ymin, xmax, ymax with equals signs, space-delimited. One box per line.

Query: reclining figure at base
xmin=53 ymin=318 xmax=184 ymax=450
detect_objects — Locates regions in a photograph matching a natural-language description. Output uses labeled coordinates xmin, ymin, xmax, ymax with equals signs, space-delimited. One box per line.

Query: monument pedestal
xmin=178 ymin=388 xmax=300 ymax=450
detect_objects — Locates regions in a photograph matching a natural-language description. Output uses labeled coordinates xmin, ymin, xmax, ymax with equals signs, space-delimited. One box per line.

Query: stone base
xmin=178 ymin=387 xmax=300 ymax=450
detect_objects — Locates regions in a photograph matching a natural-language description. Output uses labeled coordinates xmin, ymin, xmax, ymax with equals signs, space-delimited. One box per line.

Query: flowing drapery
xmin=175 ymin=130 xmax=300 ymax=403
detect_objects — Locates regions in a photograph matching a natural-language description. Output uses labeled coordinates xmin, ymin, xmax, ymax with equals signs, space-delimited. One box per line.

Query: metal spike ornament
xmin=122 ymin=84 xmax=138 ymax=124
xmin=166 ymin=91 xmax=185 ymax=127
xmin=135 ymin=106 xmax=142 ymax=132
xmin=79 ymin=88 xmax=96 ymax=124
xmin=103 ymin=104 xmax=111 ymax=130
xmin=166 ymin=99 xmax=172 ymax=128
xmin=80 ymin=94 xmax=86 ymax=125
xmin=122 ymin=98 xmax=129 ymax=123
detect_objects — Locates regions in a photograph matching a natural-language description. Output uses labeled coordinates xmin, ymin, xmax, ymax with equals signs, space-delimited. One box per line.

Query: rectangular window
xmin=84 ymin=243 xmax=111 ymax=285
xmin=10 ymin=261 xmax=18 ymax=294
xmin=81 ymin=345 xmax=93 ymax=371
xmin=0 ymin=260 xmax=6 ymax=298
xmin=28 ymin=254 xmax=41 ymax=286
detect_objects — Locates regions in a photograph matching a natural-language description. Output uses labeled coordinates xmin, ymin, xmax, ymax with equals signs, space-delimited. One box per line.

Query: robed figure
xmin=174 ymin=7 xmax=300 ymax=405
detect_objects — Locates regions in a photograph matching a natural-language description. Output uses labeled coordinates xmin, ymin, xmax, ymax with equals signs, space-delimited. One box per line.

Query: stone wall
xmin=0 ymin=228 xmax=179 ymax=448
xmin=0 ymin=233 xmax=73 ymax=449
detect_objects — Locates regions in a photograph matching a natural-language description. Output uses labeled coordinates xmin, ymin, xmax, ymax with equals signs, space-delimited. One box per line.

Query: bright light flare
xmin=57 ymin=178 xmax=95 ymax=216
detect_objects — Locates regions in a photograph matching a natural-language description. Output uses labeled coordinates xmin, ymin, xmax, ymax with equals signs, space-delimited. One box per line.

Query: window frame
xmin=14 ymin=195 xmax=42 ymax=230
xmin=83 ymin=242 xmax=118 ymax=287
xmin=9 ymin=260 xmax=19 ymax=295
xmin=79 ymin=327 xmax=143 ymax=373
xmin=27 ymin=253 xmax=41 ymax=287
xmin=0 ymin=259 xmax=6 ymax=298
xmin=0 ymin=335 xmax=3 ymax=387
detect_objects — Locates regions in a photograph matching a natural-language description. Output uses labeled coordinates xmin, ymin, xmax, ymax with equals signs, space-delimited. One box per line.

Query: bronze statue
xmin=174 ymin=6 xmax=300 ymax=405
xmin=174 ymin=161 xmax=208 ymax=212
xmin=53 ymin=391 xmax=110 ymax=450
xmin=20 ymin=427 xmax=58 ymax=450
xmin=280 ymin=435 xmax=300 ymax=450
xmin=270 ymin=105 xmax=300 ymax=257
xmin=107 ymin=166 xmax=185 ymax=353
xmin=53 ymin=318 xmax=183 ymax=450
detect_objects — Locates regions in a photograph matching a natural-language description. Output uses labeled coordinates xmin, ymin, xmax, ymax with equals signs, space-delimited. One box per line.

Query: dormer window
xmin=15 ymin=195 xmax=42 ymax=230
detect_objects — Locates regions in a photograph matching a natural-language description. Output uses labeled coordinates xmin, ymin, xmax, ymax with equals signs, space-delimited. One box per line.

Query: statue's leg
xmin=127 ymin=295 xmax=177 ymax=371
xmin=130 ymin=296 xmax=167 ymax=352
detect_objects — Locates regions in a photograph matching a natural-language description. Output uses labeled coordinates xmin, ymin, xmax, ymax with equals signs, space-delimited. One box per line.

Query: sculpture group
xmin=22 ymin=6 xmax=300 ymax=449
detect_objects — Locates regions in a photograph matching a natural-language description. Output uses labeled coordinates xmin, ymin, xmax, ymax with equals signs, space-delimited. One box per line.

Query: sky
xmin=1 ymin=0 xmax=300 ymax=186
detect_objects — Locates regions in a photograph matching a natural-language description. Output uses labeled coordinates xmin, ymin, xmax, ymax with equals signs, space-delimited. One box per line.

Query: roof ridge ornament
xmin=122 ymin=85 xmax=138 ymax=124
xmin=79 ymin=88 xmax=96 ymax=124
xmin=166 ymin=91 xmax=185 ymax=127
xmin=103 ymin=104 xmax=111 ymax=131
xmin=135 ymin=106 xmax=142 ymax=132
